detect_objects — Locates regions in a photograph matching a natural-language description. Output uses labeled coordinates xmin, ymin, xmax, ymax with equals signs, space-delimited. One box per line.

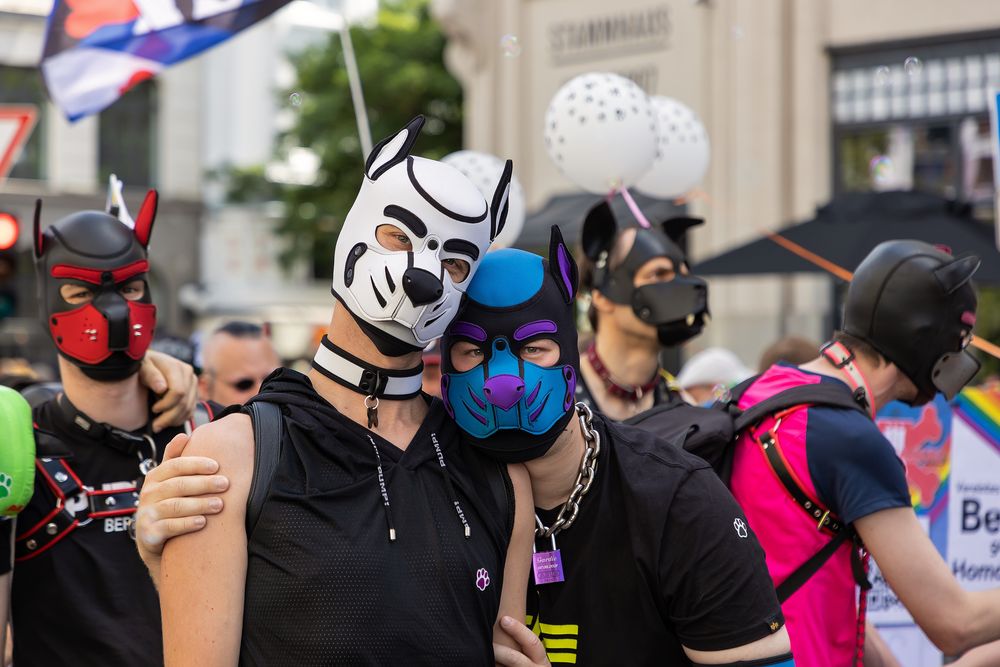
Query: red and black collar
xmin=585 ymin=341 xmax=660 ymax=402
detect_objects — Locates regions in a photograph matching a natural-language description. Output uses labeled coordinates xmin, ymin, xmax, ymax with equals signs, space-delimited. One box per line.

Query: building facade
xmin=0 ymin=1 xmax=375 ymax=363
xmin=432 ymin=0 xmax=1000 ymax=370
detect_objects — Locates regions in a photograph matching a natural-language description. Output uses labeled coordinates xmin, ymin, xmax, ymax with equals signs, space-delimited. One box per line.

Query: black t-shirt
xmin=528 ymin=417 xmax=784 ymax=666
xmin=9 ymin=396 xmax=186 ymax=667
xmin=240 ymin=369 xmax=514 ymax=666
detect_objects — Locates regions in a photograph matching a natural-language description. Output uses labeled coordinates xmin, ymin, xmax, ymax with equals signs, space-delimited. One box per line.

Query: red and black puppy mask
xmin=33 ymin=192 xmax=158 ymax=382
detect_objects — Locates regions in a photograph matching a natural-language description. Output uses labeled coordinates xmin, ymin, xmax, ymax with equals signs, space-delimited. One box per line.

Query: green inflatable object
xmin=0 ymin=385 xmax=36 ymax=516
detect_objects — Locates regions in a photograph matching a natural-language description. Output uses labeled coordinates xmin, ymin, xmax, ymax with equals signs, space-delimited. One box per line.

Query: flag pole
xmin=339 ymin=17 xmax=373 ymax=157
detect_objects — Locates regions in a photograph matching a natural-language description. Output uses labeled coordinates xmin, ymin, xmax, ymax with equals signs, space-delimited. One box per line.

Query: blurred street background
xmin=4 ymin=3 xmax=1000 ymax=664
xmin=3 ymin=0 xmax=1000 ymax=374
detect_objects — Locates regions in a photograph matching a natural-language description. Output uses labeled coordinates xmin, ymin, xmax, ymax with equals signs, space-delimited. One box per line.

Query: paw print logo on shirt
xmin=733 ymin=517 xmax=748 ymax=538
xmin=475 ymin=568 xmax=491 ymax=591
xmin=0 ymin=472 xmax=12 ymax=499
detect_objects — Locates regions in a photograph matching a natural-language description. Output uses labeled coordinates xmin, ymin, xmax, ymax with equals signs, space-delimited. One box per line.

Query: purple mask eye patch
xmin=450 ymin=321 xmax=487 ymax=341
xmin=513 ymin=320 xmax=557 ymax=341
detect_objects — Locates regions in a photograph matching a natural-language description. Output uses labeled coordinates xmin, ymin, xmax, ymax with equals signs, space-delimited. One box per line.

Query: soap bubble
xmin=289 ymin=92 xmax=302 ymax=107
xmin=873 ymin=66 xmax=891 ymax=87
xmin=904 ymin=56 xmax=923 ymax=77
xmin=870 ymin=155 xmax=894 ymax=185
xmin=500 ymin=34 xmax=522 ymax=58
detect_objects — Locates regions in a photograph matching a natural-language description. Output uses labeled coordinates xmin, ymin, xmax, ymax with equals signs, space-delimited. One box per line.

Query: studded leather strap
xmin=15 ymin=458 xmax=139 ymax=561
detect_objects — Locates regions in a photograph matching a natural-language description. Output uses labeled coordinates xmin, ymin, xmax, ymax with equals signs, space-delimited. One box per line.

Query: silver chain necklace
xmin=535 ymin=402 xmax=601 ymax=539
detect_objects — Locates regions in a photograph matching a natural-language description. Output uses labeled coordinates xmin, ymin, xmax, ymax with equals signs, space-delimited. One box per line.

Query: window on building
xmin=0 ymin=66 xmax=46 ymax=180
xmin=831 ymin=32 xmax=1000 ymax=218
xmin=99 ymin=80 xmax=157 ymax=186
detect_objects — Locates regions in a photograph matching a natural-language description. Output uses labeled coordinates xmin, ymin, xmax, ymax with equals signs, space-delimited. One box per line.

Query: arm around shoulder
xmin=159 ymin=414 xmax=255 ymax=667
xmin=856 ymin=506 xmax=1000 ymax=655
xmin=494 ymin=463 xmax=534 ymax=653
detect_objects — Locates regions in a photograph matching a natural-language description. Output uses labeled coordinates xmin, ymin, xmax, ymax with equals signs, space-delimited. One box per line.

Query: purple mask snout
xmin=483 ymin=374 xmax=525 ymax=410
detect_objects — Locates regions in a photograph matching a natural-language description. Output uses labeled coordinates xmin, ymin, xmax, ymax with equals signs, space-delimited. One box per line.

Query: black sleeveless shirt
xmin=239 ymin=370 xmax=514 ymax=666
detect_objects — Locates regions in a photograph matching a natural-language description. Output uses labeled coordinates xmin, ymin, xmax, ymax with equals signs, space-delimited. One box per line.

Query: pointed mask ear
xmin=32 ymin=199 xmax=43 ymax=259
xmin=490 ymin=159 xmax=513 ymax=242
xmin=581 ymin=201 xmax=617 ymax=261
xmin=134 ymin=189 xmax=158 ymax=248
xmin=365 ymin=115 xmax=425 ymax=181
xmin=660 ymin=216 xmax=703 ymax=243
xmin=548 ymin=225 xmax=578 ymax=304
xmin=935 ymin=254 xmax=981 ymax=294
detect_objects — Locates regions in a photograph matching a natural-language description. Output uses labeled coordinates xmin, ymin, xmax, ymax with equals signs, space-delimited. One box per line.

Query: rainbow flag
xmin=953 ymin=387 xmax=1000 ymax=456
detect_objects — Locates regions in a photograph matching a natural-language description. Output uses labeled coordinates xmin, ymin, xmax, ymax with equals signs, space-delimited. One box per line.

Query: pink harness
xmin=730 ymin=348 xmax=873 ymax=667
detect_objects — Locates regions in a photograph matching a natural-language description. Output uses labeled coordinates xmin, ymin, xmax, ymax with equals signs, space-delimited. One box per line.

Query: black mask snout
xmin=402 ymin=268 xmax=444 ymax=306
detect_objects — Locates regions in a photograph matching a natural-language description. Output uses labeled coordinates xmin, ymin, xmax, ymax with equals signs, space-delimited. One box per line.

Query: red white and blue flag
xmin=41 ymin=0 xmax=292 ymax=121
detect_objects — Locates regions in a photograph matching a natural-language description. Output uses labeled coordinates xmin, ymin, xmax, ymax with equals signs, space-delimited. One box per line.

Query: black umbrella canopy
xmin=517 ymin=191 xmax=684 ymax=250
xmin=693 ymin=191 xmax=1000 ymax=284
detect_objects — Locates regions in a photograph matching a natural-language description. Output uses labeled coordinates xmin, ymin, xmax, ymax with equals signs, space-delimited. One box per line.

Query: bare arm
xmin=683 ymin=627 xmax=791 ymax=664
xmin=856 ymin=506 xmax=1000 ymax=655
xmin=862 ymin=623 xmax=902 ymax=667
xmin=951 ymin=639 xmax=1000 ymax=666
xmin=159 ymin=414 xmax=254 ymax=667
xmin=135 ymin=433 xmax=228 ymax=588
xmin=494 ymin=463 xmax=534 ymax=654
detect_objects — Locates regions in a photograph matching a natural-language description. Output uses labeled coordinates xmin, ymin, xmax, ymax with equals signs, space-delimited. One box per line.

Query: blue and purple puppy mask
xmin=441 ymin=226 xmax=580 ymax=463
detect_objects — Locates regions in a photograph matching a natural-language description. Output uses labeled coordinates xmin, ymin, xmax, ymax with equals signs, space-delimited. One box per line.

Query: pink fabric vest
xmin=730 ymin=365 xmax=857 ymax=667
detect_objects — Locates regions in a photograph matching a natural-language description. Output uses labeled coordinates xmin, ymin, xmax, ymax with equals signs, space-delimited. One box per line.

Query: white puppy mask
xmin=332 ymin=116 xmax=512 ymax=356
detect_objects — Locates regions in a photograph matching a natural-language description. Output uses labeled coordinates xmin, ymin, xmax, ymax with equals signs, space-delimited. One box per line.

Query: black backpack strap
xmin=246 ymin=401 xmax=283 ymax=536
xmin=758 ymin=429 xmax=871 ymax=601
xmin=734 ymin=382 xmax=868 ymax=433
xmin=775 ymin=530 xmax=852 ymax=602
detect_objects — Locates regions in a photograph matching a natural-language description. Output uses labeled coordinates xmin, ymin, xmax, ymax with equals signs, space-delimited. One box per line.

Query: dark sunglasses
xmin=225 ymin=377 xmax=258 ymax=392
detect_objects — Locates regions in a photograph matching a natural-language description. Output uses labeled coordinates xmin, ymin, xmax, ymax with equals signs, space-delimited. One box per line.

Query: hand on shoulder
xmin=135 ymin=414 xmax=253 ymax=584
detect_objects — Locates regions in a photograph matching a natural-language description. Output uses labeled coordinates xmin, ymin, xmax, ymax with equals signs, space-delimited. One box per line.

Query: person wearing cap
xmin=576 ymin=201 xmax=709 ymax=420
xmin=729 ymin=240 xmax=1000 ymax=666
xmin=677 ymin=347 xmax=754 ymax=406
xmin=197 ymin=321 xmax=280 ymax=407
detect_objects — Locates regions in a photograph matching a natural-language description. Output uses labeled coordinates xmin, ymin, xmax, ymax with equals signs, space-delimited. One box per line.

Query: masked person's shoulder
xmin=185 ymin=412 xmax=255 ymax=460
xmin=603 ymin=415 xmax=714 ymax=476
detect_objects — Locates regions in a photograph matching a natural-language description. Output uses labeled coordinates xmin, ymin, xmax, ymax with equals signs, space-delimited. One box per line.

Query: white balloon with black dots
xmin=441 ymin=150 xmax=526 ymax=249
xmin=543 ymin=72 xmax=657 ymax=194
xmin=635 ymin=96 xmax=710 ymax=199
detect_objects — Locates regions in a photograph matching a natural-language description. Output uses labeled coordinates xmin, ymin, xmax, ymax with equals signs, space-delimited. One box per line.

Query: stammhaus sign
xmin=547 ymin=5 xmax=671 ymax=66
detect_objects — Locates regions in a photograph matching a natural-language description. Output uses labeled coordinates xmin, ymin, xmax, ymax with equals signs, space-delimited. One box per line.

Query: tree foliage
xmin=265 ymin=0 xmax=463 ymax=278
